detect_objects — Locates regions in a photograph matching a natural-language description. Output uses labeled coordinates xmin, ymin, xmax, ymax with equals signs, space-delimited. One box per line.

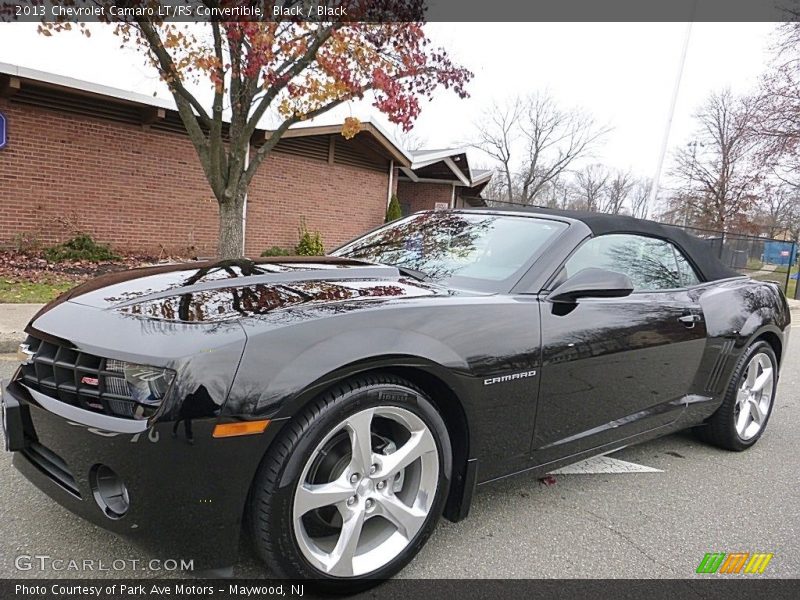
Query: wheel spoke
xmin=326 ymin=508 xmax=366 ymax=576
xmin=736 ymin=405 xmax=751 ymax=434
xmin=752 ymin=368 xmax=773 ymax=394
xmin=375 ymin=494 xmax=426 ymax=540
xmin=745 ymin=362 xmax=757 ymax=388
xmin=378 ymin=429 xmax=436 ymax=478
xmin=749 ymin=399 xmax=767 ymax=425
xmin=346 ymin=409 xmax=375 ymax=474
xmin=294 ymin=476 xmax=354 ymax=517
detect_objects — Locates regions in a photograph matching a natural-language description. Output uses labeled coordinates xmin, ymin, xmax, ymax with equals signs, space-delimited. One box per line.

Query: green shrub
xmin=44 ymin=234 xmax=120 ymax=263
xmin=295 ymin=220 xmax=325 ymax=256
xmin=260 ymin=246 xmax=292 ymax=257
xmin=385 ymin=194 xmax=402 ymax=222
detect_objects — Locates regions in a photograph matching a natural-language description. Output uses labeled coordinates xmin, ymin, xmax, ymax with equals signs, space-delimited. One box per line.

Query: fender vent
xmin=705 ymin=339 xmax=735 ymax=393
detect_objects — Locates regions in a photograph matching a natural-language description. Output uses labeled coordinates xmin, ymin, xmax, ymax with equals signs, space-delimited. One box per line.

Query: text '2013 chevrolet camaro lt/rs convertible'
xmin=1 ymin=208 xmax=790 ymax=589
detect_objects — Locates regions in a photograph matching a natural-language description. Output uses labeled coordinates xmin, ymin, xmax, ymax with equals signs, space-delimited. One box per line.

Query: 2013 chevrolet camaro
xmin=1 ymin=208 xmax=790 ymax=588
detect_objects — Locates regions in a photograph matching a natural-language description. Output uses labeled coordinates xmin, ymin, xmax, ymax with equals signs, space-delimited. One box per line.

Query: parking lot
xmin=1 ymin=331 xmax=798 ymax=580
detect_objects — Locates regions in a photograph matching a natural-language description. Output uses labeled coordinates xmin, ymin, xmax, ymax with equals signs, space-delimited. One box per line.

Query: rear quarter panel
xmin=686 ymin=277 xmax=790 ymax=421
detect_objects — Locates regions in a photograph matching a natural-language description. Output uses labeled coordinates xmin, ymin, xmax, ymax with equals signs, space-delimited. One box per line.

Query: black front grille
xmin=22 ymin=442 xmax=81 ymax=498
xmin=17 ymin=336 xmax=146 ymax=420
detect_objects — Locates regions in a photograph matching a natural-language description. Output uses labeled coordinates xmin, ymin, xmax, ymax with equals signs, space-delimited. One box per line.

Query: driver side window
xmin=562 ymin=234 xmax=698 ymax=291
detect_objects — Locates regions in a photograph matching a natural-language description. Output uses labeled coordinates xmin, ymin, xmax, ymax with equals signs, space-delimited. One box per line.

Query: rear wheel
xmin=248 ymin=374 xmax=451 ymax=591
xmin=699 ymin=340 xmax=778 ymax=451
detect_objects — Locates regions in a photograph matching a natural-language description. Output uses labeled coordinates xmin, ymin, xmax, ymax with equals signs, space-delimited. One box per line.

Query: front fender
xmin=226 ymin=323 xmax=470 ymax=419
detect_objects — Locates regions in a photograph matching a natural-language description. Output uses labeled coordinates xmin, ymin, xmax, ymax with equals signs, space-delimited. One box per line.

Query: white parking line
xmin=548 ymin=455 xmax=663 ymax=474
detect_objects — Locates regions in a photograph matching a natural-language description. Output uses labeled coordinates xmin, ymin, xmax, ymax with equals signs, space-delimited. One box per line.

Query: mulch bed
xmin=0 ymin=250 xmax=163 ymax=285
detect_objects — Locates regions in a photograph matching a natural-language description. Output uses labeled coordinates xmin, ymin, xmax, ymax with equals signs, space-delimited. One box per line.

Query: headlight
xmin=123 ymin=364 xmax=174 ymax=405
xmin=105 ymin=359 xmax=175 ymax=417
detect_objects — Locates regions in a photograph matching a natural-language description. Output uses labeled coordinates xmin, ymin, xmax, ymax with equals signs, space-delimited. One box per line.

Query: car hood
xmin=46 ymin=257 xmax=448 ymax=324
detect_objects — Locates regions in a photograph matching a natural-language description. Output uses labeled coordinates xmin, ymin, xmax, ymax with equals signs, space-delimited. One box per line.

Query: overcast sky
xmin=0 ymin=22 xmax=779 ymax=180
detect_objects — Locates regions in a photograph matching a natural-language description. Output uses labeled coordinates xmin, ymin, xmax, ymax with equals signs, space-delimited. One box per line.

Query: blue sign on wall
xmin=0 ymin=112 xmax=6 ymax=150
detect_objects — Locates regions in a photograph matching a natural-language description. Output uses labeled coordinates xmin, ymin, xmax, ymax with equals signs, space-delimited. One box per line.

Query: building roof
xmin=0 ymin=61 xmax=412 ymax=167
xmin=399 ymin=146 xmax=493 ymax=190
xmin=1 ymin=61 xmax=494 ymax=186
xmin=277 ymin=120 xmax=411 ymax=166
xmin=0 ymin=61 xmax=174 ymax=111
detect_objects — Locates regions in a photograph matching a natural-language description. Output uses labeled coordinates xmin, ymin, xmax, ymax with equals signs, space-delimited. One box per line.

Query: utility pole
xmin=649 ymin=17 xmax=696 ymax=214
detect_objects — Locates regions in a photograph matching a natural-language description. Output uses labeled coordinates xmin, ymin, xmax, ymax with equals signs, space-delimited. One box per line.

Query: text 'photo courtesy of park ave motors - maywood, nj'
xmin=0 ymin=2 xmax=799 ymax=599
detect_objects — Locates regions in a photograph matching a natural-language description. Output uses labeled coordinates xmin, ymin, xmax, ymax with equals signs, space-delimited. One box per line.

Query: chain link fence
xmin=674 ymin=225 xmax=797 ymax=297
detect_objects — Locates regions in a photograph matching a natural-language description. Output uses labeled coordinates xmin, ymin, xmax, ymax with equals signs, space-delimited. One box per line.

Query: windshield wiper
xmin=395 ymin=265 xmax=433 ymax=282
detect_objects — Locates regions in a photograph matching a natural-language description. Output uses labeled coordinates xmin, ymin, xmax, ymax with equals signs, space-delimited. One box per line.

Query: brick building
xmin=397 ymin=148 xmax=491 ymax=215
xmin=0 ymin=63 xmax=489 ymax=257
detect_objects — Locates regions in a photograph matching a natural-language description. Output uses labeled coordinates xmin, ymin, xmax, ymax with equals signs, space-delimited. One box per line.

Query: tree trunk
xmin=218 ymin=195 xmax=245 ymax=259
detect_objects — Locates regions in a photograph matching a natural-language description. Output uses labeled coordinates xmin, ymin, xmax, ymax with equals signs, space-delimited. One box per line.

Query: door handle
xmin=678 ymin=313 xmax=702 ymax=328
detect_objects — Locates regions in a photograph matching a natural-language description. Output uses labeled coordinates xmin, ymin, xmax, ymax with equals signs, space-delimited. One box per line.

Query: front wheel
xmin=699 ymin=340 xmax=778 ymax=451
xmin=248 ymin=374 xmax=451 ymax=591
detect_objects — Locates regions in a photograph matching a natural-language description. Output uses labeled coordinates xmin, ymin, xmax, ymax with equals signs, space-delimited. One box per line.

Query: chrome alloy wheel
xmin=292 ymin=406 xmax=439 ymax=577
xmin=734 ymin=351 xmax=775 ymax=441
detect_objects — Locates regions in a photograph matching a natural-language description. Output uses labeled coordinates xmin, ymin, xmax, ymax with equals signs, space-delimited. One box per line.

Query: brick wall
xmin=0 ymin=98 xmax=392 ymax=257
xmin=245 ymin=153 xmax=389 ymax=255
xmin=397 ymin=180 xmax=453 ymax=214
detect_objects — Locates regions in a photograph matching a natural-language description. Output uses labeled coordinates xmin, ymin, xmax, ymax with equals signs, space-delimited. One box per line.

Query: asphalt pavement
xmin=0 ymin=333 xmax=798 ymax=579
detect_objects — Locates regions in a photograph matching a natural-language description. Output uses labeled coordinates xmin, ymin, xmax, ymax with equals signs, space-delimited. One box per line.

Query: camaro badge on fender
xmin=484 ymin=370 xmax=538 ymax=386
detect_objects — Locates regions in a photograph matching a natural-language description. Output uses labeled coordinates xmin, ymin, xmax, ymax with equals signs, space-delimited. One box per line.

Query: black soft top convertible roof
xmin=483 ymin=206 xmax=741 ymax=282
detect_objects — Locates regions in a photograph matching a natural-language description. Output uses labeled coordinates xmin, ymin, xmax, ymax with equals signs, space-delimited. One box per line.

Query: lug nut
xmin=347 ymin=495 xmax=357 ymax=506
xmin=370 ymin=463 xmax=378 ymax=475
xmin=377 ymin=480 xmax=386 ymax=490
xmin=365 ymin=499 xmax=375 ymax=509
xmin=350 ymin=473 xmax=360 ymax=484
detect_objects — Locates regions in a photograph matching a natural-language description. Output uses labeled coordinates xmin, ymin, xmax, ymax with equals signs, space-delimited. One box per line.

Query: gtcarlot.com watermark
xmin=15 ymin=554 xmax=194 ymax=572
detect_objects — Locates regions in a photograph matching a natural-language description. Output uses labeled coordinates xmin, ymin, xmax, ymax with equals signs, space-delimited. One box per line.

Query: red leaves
xmin=0 ymin=250 xmax=155 ymax=286
xmin=26 ymin=1 xmax=472 ymax=139
xmin=539 ymin=475 xmax=558 ymax=487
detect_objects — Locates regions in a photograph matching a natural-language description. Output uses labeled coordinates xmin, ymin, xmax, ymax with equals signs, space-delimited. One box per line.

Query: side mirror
xmin=547 ymin=268 xmax=634 ymax=303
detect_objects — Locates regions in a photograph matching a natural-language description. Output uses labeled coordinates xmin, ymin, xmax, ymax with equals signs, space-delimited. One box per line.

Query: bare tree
xmin=473 ymin=92 xmax=608 ymax=204
xmin=539 ymin=174 xmax=574 ymax=209
xmin=602 ymin=170 xmax=634 ymax=214
xmin=392 ymin=125 xmax=427 ymax=153
xmin=473 ymin=99 xmax=522 ymax=202
xmin=754 ymin=182 xmax=800 ymax=238
xmin=574 ymin=164 xmax=610 ymax=212
xmin=757 ymin=22 xmax=800 ymax=172
xmin=630 ymin=178 xmax=653 ymax=219
xmin=516 ymin=93 xmax=610 ymax=204
xmin=670 ymin=89 xmax=765 ymax=231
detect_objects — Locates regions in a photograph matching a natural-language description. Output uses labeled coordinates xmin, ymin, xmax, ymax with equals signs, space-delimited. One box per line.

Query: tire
xmin=698 ymin=340 xmax=778 ymax=451
xmin=247 ymin=373 xmax=452 ymax=592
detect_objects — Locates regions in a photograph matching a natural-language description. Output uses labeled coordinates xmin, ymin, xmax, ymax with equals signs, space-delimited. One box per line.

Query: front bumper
xmin=1 ymin=378 xmax=278 ymax=571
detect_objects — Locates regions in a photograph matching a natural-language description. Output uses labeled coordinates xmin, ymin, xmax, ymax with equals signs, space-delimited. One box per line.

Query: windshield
xmin=333 ymin=211 xmax=567 ymax=292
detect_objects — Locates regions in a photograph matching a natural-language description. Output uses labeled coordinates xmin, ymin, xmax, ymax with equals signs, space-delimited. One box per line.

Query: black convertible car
xmin=1 ymin=208 xmax=790 ymax=587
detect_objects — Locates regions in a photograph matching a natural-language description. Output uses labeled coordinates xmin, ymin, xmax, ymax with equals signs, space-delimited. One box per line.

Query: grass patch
xmin=746 ymin=257 xmax=765 ymax=270
xmin=0 ymin=280 xmax=74 ymax=303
